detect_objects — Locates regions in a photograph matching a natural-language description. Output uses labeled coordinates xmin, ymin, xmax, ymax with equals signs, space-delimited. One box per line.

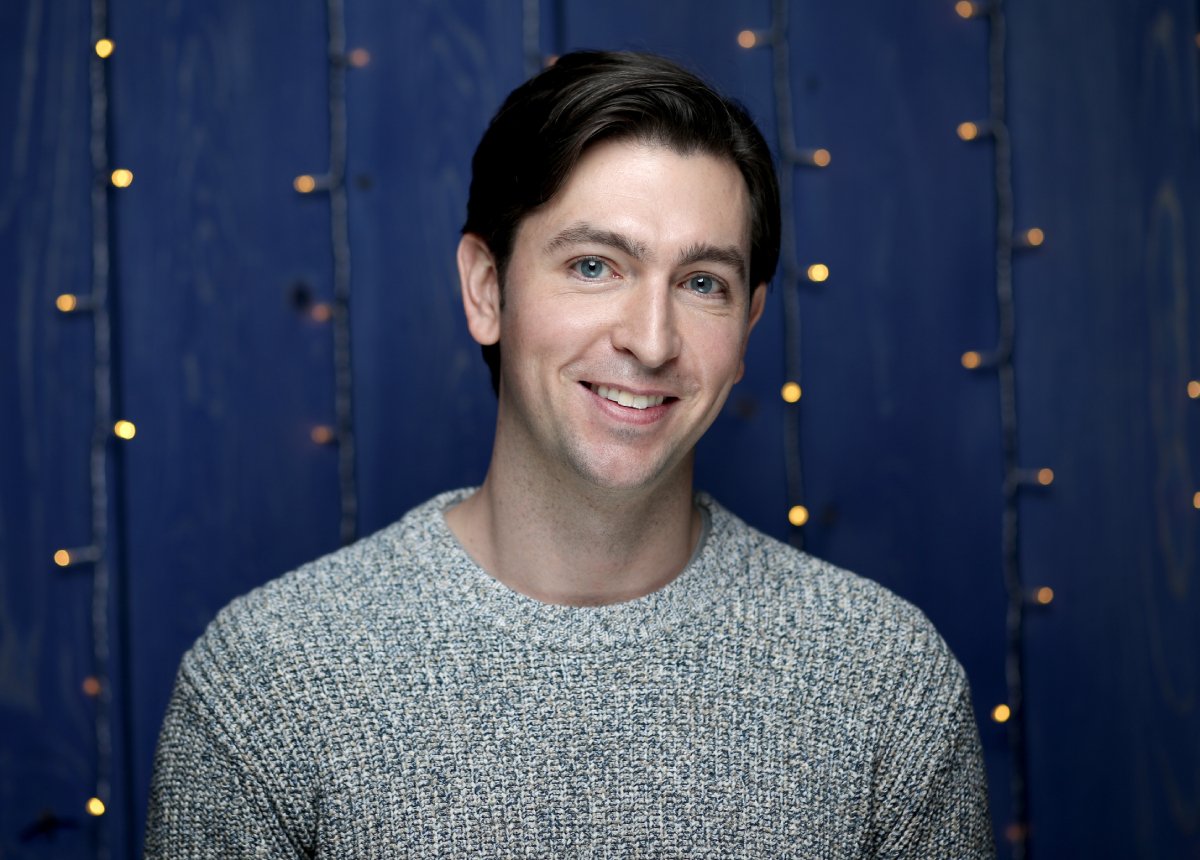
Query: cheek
xmin=498 ymin=306 xmax=594 ymax=386
xmin=505 ymin=294 xmax=611 ymax=348
xmin=687 ymin=319 xmax=749 ymax=373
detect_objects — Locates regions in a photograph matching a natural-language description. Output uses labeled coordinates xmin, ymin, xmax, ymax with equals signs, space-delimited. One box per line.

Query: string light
xmin=113 ymin=420 xmax=136 ymax=440
xmin=805 ymin=263 xmax=830 ymax=282
xmin=311 ymin=425 xmax=335 ymax=445
xmin=53 ymin=546 xmax=101 ymax=568
xmin=77 ymin=0 xmax=121 ymax=848
xmin=1186 ymin=380 xmax=1199 ymax=399
xmin=310 ymin=303 xmax=333 ymax=323
xmin=959 ymin=9 xmax=1033 ymax=854
xmin=293 ymin=174 xmax=317 ymax=194
xmin=1015 ymin=227 xmax=1045 ymax=247
xmin=82 ymin=676 xmax=102 ymax=697
xmin=55 ymin=293 xmax=96 ymax=314
xmin=780 ymin=381 xmax=802 ymax=403
xmin=1014 ymin=467 xmax=1054 ymax=487
xmin=1033 ymin=587 xmax=1054 ymax=605
xmin=955 ymin=0 xmax=989 ymax=18
xmin=956 ymin=120 xmax=991 ymax=141
xmin=325 ymin=0 xmax=360 ymax=544
xmin=806 ymin=148 xmax=832 ymax=168
xmin=1193 ymin=491 xmax=1200 ymax=510
xmin=737 ymin=29 xmax=763 ymax=48
xmin=346 ymin=48 xmax=370 ymax=67
xmin=1005 ymin=823 xmax=1029 ymax=843
xmin=753 ymin=0 xmax=819 ymax=549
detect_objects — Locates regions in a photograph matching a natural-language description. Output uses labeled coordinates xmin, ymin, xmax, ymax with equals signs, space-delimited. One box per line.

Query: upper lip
xmin=583 ymin=380 xmax=678 ymax=399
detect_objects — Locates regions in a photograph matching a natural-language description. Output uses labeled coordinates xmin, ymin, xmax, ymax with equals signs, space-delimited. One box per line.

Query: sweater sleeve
xmin=144 ymin=606 xmax=319 ymax=859
xmin=867 ymin=630 xmax=995 ymax=859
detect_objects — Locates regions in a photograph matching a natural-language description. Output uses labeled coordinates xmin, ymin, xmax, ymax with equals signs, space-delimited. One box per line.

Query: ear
xmin=734 ymin=283 xmax=768 ymax=384
xmin=457 ymin=234 xmax=502 ymax=346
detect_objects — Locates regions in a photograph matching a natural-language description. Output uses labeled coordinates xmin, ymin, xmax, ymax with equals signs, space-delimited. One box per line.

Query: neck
xmin=445 ymin=450 xmax=700 ymax=607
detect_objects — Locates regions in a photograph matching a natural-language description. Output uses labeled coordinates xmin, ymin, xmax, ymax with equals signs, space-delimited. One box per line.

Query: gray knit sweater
xmin=145 ymin=489 xmax=994 ymax=858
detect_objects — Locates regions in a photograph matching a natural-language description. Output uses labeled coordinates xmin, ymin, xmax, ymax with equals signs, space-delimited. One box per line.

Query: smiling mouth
xmin=585 ymin=382 xmax=672 ymax=410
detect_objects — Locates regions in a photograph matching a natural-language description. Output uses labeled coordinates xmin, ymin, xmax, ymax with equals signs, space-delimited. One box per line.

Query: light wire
xmin=87 ymin=0 xmax=114 ymax=855
xmin=767 ymin=0 xmax=808 ymax=549
xmin=325 ymin=0 xmax=358 ymax=545
xmin=982 ymin=2 xmax=1031 ymax=855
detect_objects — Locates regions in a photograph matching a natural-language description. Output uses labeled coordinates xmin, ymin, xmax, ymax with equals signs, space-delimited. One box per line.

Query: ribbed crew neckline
xmin=411 ymin=488 xmax=730 ymax=653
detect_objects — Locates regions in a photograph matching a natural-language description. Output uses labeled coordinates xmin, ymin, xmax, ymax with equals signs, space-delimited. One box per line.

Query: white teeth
xmin=590 ymin=384 xmax=666 ymax=410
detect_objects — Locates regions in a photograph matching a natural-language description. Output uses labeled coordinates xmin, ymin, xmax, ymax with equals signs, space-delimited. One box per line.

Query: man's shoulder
xmin=178 ymin=489 xmax=469 ymax=681
xmin=703 ymin=494 xmax=961 ymax=679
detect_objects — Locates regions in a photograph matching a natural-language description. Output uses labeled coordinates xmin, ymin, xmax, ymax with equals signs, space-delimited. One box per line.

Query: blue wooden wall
xmin=2 ymin=1 xmax=1198 ymax=857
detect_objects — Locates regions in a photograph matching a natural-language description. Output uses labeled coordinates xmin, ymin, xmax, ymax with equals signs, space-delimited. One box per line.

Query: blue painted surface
xmin=2 ymin=1 xmax=109 ymax=855
xmin=1 ymin=1 xmax=1197 ymax=857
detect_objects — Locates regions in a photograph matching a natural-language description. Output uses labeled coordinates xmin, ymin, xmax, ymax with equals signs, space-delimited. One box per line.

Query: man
xmin=146 ymin=51 xmax=994 ymax=857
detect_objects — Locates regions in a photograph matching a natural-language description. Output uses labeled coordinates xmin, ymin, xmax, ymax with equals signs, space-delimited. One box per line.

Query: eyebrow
xmin=545 ymin=222 xmax=748 ymax=285
xmin=676 ymin=242 xmax=747 ymax=285
xmin=544 ymin=223 xmax=649 ymax=261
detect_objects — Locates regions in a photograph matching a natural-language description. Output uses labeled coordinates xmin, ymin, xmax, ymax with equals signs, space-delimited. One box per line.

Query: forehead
xmin=518 ymin=138 xmax=752 ymax=262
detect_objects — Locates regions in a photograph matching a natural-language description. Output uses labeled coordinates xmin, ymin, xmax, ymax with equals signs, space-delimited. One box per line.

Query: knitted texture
xmin=145 ymin=489 xmax=994 ymax=858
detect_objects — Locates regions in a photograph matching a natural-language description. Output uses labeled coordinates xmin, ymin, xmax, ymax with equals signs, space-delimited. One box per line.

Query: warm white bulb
xmin=787 ymin=505 xmax=809 ymax=527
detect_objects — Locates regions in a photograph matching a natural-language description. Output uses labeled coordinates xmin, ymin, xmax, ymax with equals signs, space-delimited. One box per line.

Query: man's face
xmin=462 ymin=138 xmax=765 ymax=494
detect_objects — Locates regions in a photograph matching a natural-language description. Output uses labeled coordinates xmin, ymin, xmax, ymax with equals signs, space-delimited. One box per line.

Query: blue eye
xmin=572 ymin=257 xmax=611 ymax=279
xmin=685 ymin=274 xmax=723 ymax=295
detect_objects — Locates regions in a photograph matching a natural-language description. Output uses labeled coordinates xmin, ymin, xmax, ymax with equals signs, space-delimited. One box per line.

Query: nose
xmin=609 ymin=282 xmax=682 ymax=369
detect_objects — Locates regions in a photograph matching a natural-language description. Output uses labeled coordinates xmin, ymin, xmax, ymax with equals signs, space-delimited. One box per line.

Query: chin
xmin=567 ymin=449 xmax=685 ymax=495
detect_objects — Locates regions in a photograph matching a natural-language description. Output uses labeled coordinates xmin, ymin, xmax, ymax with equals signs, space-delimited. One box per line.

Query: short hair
xmin=463 ymin=50 xmax=781 ymax=394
